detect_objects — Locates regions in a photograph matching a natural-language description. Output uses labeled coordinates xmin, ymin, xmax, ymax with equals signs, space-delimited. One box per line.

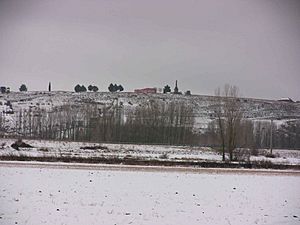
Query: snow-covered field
xmin=0 ymin=163 xmax=299 ymax=225
xmin=1 ymin=138 xmax=300 ymax=166
xmin=0 ymin=138 xmax=221 ymax=161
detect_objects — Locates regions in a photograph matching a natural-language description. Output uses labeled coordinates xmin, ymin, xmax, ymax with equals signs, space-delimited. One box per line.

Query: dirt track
xmin=1 ymin=160 xmax=300 ymax=176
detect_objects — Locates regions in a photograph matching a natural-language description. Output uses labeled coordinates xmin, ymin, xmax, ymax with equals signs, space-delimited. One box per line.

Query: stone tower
xmin=174 ymin=80 xmax=179 ymax=94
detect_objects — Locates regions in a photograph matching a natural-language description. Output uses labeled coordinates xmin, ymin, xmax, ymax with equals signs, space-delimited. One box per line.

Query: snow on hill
xmin=0 ymin=91 xmax=299 ymax=133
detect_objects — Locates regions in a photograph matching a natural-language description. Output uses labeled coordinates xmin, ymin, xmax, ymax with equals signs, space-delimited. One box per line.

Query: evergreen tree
xmin=19 ymin=84 xmax=28 ymax=92
xmin=118 ymin=84 xmax=124 ymax=92
xmin=108 ymin=83 xmax=114 ymax=92
xmin=0 ymin=87 xmax=7 ymax=93
xmin=88 ymin=85 xmax=93 ymax=91
xmin=81 ymin=85 xmax=87 ymax=92
xmin=74 ymin=84 xmax=87 ymax=92
xmin=163 ymin=85 xmax=171 ymax=94
xmin=113 ymin=84 xmax=118 ymax=92
xmin=174 ymin=80 xmax=179 ymax=94
xmin=108 ymin=83 xmax=124 ymax=92
xmin=74 ymin=84 xmax=81 ymax=92
xmin=92 ymin=86 xmax=99 ymax=92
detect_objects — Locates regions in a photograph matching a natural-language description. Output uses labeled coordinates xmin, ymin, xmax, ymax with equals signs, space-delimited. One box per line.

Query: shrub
xmin=11 ymin=139 xmax=33 ymax=150
xmin=252 ymin=159 xmax=274 ymax=168
xmin=251 ymin=147 xmax=259 ymax=156
xmin=39 ymin=147 xmax=49 ymax=152
xmin=265 ymin=153 xmax=276 ymax=158
xmin=159 ymin=153 xmax=169 ymax=159
xmin=0 ymin=142 xmax=6 ymax=149
xmin=233 ymin=148 xmax=250 ymax=162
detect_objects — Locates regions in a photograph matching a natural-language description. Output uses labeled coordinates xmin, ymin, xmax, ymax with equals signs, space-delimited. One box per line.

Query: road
xmin=1 ymin=160 xmax=299 ymax=176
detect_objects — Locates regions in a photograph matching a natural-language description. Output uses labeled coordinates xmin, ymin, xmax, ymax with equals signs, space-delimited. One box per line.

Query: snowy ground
xmin=0 ymin=162 xmax=299 ymax=225
xmin=1 ymin=138 xmax=300 ymax=165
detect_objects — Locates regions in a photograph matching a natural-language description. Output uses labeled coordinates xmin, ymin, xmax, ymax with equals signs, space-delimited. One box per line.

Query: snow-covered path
xmin=0 ymin=163 xmax=299 ymax=225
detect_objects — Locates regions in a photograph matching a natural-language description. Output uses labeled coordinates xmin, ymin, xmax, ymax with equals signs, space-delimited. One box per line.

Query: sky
xmin=0 ymin=0 xmax=299 ymax=100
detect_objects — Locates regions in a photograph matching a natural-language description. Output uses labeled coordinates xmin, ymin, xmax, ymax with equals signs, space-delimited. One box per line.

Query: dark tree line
xmin=199 ymin=119 xmax=300 ymax=150
xmin=0 ymin=86 xmax=10 ymax=94
xmin=74 ymin=84 xmax=99 ymax=92
xmin=2 ymin=99 xmax=299 ymax=149
xmin=7 ymin=101 xmax=195 ymax=145
xmin=88 ymin=85 xmax=99 ymax=92
xmin=119 ymin=101 xmax=196 ymax=144
xmin=108 ymin=83 xmax=124 ymax=92
xmin=74 ymin=85 xmax=87 ymax=92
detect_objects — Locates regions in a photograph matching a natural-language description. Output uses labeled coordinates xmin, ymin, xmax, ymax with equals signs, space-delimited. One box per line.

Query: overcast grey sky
xmin=0 ymin=0 xmax=299 ymax=100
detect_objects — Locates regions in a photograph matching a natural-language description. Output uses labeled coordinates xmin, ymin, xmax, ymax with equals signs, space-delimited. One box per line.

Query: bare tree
xmin=215 ymin=88 xmax=226 ymax=161
xmin=215 ymin=84 xmax=243 ymax=161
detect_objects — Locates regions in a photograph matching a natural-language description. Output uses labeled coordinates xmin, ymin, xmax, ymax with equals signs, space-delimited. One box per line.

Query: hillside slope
xmin=1 ymin=91 xmax=299 ymax=134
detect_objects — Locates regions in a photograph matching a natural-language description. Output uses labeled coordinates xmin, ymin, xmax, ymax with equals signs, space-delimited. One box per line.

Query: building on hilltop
xmin=134 ymin=88 xmax=157 ymax=94
xmin=278 ymin=97 xmax=294 ymax=103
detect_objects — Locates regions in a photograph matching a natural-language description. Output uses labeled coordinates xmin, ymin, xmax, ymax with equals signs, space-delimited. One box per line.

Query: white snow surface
xmin=0 ymin=138 xmax=222 ymax=161
xmin=0 ymin=164 xmax=299 ymax=225
xmin=1 ymin=138 xmax=300 ymax=165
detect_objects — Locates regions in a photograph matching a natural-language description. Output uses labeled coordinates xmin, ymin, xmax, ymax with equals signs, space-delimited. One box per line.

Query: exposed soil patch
xmin=11 ymin=140 xmax=33 ymax=150
xmin=80 ymin=145 xmax=108 ymax=150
